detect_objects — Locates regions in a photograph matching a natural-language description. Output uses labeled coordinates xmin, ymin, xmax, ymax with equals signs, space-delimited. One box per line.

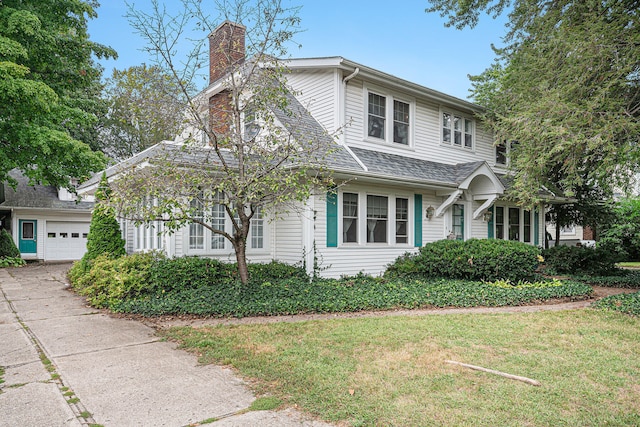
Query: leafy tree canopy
xmin=0 ymin=0 xmax=116 ymax=190
xmin=100 ymin=64 xmax=189 ymax=161
xmin=427 ymin=0 xmax=640 ymax=205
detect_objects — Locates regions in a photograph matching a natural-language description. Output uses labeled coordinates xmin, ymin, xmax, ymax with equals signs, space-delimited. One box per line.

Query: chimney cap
xmin=208 ymin=20 xmax=247 ymax=39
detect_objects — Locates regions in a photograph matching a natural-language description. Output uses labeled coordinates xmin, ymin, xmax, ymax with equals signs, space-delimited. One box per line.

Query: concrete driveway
xmin=0 ymin=263 xmax=331 ymax=427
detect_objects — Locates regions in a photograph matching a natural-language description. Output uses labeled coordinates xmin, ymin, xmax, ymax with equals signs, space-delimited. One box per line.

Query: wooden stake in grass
xmin=445 ymin=360 xmax=541 ymax=387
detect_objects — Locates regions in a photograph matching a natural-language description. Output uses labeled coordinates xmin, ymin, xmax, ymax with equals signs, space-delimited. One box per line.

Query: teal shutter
xmin=414 ymin=194 xmax=422 ymax=247
xmin=534 ymin=206 xmax=540 ymax=246
xmin=326 ymin=191 xmax=338 ymax=247
xmin=487 ymin=205 xmax=494 ymax=239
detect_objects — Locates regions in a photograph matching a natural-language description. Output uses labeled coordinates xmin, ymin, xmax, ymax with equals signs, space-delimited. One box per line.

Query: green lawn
xmin=618 ymin=262 xmax=640 ymax=269
xmin=165 ymin=309 xmax=640 ymax=426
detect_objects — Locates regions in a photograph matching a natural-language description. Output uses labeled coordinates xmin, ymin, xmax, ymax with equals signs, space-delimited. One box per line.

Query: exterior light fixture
xmin=483 ymin=211 xmax=493 ymax=222
xmin=426 ymin=206 xmax=435 ymax=219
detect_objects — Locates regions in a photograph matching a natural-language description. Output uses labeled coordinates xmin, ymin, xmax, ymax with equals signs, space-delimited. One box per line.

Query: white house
xmin=79 ymin=21 xmax=557 ymax=278
xmin=0 ymin=169 xmax=93 ymax=261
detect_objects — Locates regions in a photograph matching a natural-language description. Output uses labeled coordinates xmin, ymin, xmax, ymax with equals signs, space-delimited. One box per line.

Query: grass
xmin=164 ymin=309 xmax=640 ymax=427
xmin=618 ymin=262 xmax=640 ymax=268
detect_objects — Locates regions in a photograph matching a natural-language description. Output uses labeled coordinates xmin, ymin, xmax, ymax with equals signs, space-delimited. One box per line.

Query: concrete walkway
xmin=0 ymin=263 xmax=331 ymax=427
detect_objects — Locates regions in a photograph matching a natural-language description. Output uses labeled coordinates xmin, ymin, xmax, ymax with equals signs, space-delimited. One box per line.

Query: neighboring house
xmin=0 ymin=169 xmax=93 ymax=261
xmin=79 ymin=21 xmax=559 ymax=278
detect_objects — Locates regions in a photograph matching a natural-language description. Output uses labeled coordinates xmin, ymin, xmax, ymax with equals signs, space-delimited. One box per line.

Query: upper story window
xmin=442 ymin=111 xmax=473 ymax=149
xmin=495 ymin=140 xmax=518 ymax=166
xmin=366 ymin=87 xmax=413 ymax=146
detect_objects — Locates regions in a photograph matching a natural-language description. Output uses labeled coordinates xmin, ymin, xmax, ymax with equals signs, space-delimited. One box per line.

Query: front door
xmin=19 ymin=220 xmax=37 ymax=254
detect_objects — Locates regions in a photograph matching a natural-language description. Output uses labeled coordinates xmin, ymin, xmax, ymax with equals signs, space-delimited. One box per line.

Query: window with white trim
xmin=491 ymin=206 xmax=536 ymax=244
xmin=452 ymin=204 xmax=464 ymax=240
xmin=189 ymin=198 xmax=205 ymax=250
xmin=340 ymin=192 xmax=412 ymax=246
xmin=210 ymin=192 xmax=225 ymax=249
xmin=251 ymin=207 xmax=264 ymax=249
xmin=366 ymin=88 xmax=413 ymax=146
xmin=367 ymin=195 xmax=388 ymax=243
xmin=395 ymin=197 xmax=408 ymax=244
xmin=442 ymin=110 xmax=474 ymax=149
xmin=134 ymin=198 xmax=165 ymax=251
xmin=342 ymin=193 xmax=358 ymax=243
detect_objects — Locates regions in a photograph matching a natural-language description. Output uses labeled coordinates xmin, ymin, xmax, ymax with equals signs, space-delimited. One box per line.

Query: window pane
xmin=343 ymin=193 xmax=358 ymax=243
xmin=393 ymin=100 xmax=410 ymax=145
xmin=495 ymin=206 xmax=504 ymax=239
xmin=442 ymin=113 xmax=451 ymax=143
xmin=22 ymin=222 xmax=34 ymax=239
xmin=496 ymin=141 xmax=507 ymax=165
xmin=367 ymin=195 xmax=388 ymax=243
xmin=396 ymin=197 xmax=408 ymax=244
xmin=452 ymin=204 xmax=464 ymax=240
xmin=523 ymin=210 xmax=531 ymax=243
xmin=189 ymin=198 xmax=204 ymax=249
xmin=368 ymin=93 xmax=386 ymax=139
xmin=251 ymin=207 xmax=264 ymax=249
xmin=509 ymin=207 xmax=520 ymax=241
xmin=211 ymin=203 xmax=225 ymax=249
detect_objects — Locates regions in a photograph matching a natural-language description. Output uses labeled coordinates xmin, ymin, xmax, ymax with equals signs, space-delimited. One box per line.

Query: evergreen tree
xmin=0 ymin=229 xmax=21 ymax=258
xmin=83 ymin=173 xmax=126 ymax=262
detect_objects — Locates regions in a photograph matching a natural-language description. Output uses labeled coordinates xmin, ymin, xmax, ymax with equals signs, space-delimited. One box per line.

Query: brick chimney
xmin=208 ymin=21 xmax=246 ymax=85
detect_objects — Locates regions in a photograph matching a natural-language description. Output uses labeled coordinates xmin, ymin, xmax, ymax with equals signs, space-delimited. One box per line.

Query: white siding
xmin=340 ymin=77 xmax=498 ymax=166
xmin=287 ymin=70 xmax=338 ymax=133
xmin=273 ymin=209 xmax=304 ymax=265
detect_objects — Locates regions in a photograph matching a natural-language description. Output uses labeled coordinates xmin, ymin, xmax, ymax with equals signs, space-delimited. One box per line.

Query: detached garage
xmin=1 ymin=170 xmax=94 ymax=262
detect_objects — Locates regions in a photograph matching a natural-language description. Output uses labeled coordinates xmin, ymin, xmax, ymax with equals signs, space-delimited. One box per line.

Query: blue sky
xmin=88 ymin=0 xmax=508 ymax=101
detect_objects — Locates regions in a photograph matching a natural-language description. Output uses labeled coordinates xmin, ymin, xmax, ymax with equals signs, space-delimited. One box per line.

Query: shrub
xmin=386 ymin=239 xmax=540 ymax=282
xmin=83 ymin=173 xmax=125 ymax=264
xmin=71 ymin=251 xmax=162 ymax=308
xmin=149 ymin=257 xmax=308 ymax=294
xmin=542 ymin=245 xmax=619 ymax=276
xmin=0 ymin=229 xmax=20 ymax=258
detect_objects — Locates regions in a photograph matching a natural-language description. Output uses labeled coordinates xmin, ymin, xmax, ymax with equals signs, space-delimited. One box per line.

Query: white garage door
xmin=45 ymin=221 xmax=90 ymax=261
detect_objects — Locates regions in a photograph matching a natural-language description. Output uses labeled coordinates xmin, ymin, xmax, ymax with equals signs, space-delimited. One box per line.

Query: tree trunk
xmin=234 ymin=238 xmax=250 ymax=284
xmin=555 ymin=223 xmax=561 ymax=247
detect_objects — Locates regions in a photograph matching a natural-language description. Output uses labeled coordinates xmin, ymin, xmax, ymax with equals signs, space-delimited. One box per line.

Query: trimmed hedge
xmin=542 ymin=245 xmax=619 ymax=276
xmin=112 ymin=276 xmax=592 ymax=317
xmin=386 ymin=239 xmax=540 ymax=282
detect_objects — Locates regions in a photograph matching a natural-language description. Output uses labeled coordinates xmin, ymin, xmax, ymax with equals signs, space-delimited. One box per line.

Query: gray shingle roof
xmin=349 ymin=147 xmax=485 ymax=186
xmin=1 ymin=170 xmax=94 ymax=211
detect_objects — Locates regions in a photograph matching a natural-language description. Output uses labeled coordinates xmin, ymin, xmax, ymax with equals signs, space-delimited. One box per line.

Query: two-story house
xmin=79 ymin=21 xmax=547 ymax=278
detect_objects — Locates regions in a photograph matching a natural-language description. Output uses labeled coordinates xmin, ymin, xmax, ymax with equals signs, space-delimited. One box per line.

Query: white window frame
xmin=491 ymin=205 xmax=536 ymax=244
xmin=441 ymin=108 xmax=475 ymax=150
xmin=134 ymin=198 xmax=165 ymax=252
xmin=364 ymin=85 xmax=415 ymax=147
xmin=187 ymin=199 xmax=269 ymax=254
xmin=339 ymin=190 xmax=413 ymax=247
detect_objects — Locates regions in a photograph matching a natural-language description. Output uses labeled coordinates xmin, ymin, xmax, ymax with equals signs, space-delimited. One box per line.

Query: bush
xmin=542 ymin=245 xmax=619 ymax=276
xmin=592 ymin=291 xmax=640 ymax=316
xmin=386 ymin=239 xmax=540 ymax=282
xmin=70 ymin=251 xmax=162 ymax=308
xmin=149 ymin=257 xmax=308 ymax=294
xmin=0 ymin=229 xmax=20 ymax=258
